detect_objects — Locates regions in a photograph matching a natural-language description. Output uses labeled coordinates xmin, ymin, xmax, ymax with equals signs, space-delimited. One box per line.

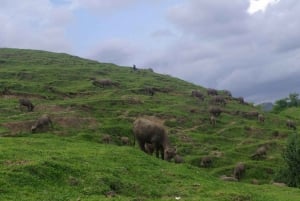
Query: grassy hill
xmin=0 ymin=48 xmax=299 ymax=201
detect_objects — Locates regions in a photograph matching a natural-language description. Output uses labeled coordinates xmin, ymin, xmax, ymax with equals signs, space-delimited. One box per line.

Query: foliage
xmin=276 ymin=133 xmax=300 ymax=187
xmin=273 ymin=93 xmax=300 ymax=113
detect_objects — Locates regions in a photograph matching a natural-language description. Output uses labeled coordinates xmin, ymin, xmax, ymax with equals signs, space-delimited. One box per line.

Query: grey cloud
xmin=143 ymin=0 xmax=300 ymax=103
xmin=151 ymin=29 xmax=175 ymax=39
xmin=70 ymin=0 xmax=138 ymax=12
xmin=0 ymin=0 xmax=72 ymax=52
xmin=87 ymin=39 xmax=141 ymax=66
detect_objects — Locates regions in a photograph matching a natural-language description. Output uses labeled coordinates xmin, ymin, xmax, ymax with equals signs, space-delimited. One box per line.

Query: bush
xmin=275 ymin=133 xmax=300 ymax=187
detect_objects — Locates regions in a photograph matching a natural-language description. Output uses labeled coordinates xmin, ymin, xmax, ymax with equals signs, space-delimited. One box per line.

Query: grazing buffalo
xmin=31 ymin=114 xmax=52 ymax=133
xmin=174 ymin=154 xmax=184 ymax=163
xmin=19 ymin=98 xmax=34 ymax=112
xmin=92 ymin=79 xmax=119 ymax=88
xmin=145 ymin=143 xmax=155 ymax=155
xmin=242 ymin=111 xmax=259 ymax=119
xmin=102 ymin=134 xmax=111 ymax=144
xmin=209 ymin=107 xmax=222 ymax=117
xmin=144 ymin=87 xmax=155 ymax=96
xmin=210 ymin=116 xmax=216 ymax=126
xmin=258 ymin=114 xmax=265 ymax=123
xmin=207 ymin=88 xmax=218 ymax=96
xmin=120 ymin=136 xmax=130 ymax=145
xmin=251 ymin=146 xmax=267 ymax=159
xmin=233 ymin=162 xmax=245 ymax=180
xmin=164 ymin=147 xmax=177 ymax=162
xmin=201 ymin=156 xmax=212 ymax=168
xmin=235 ymin=97 xmax=245 ymax=104
xmin=286 ymin=120 xmax=296 ymax=130
xmin=191 ymin=90 xmax=204 ymax=101
xmin=223 ymin=90 xmax=232 ymax=98
xmin=133 ymin=118 xmax=175 ymax=160
xmin=212 ymin=96 xmax=226 ymax=106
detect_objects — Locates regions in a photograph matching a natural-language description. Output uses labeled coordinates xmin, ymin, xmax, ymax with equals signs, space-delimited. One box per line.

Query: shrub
xmin=275 ymin=133 xmax=300 ymax=187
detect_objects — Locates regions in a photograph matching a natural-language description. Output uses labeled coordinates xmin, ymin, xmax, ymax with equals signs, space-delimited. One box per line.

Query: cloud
xmin=0 ymin=0 xmax=73 ymax=52
xmin=141 ymin=0 xmax=300 ymax=103
xmin=70 ymin=0 xmax=138 ymax=12
xmin=87 ymin=39 xmax=141 ymax=66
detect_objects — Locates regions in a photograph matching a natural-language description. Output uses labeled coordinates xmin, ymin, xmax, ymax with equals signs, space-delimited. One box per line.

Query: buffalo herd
xmin=15 ymin=84 xmax=296 ymax=183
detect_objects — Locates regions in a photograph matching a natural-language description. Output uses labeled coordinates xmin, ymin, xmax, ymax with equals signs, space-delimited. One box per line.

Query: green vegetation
xmin=275 ymin=133 xmax=300 ymax=187
xmin=0 ymin=48 xmax=300 ymax=200
xmin=273 ymin=93 xmax=300 ymax=113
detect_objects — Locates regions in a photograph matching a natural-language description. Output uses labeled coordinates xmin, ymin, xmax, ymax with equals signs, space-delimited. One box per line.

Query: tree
xmin=277 ymin=133 xmax=300 ymax=187
xmin=288 ymin=93 xmax=300 ymax=107
xmin=272 ymin=93 xmax=300 ymax=113
xmin=273 ymin=98 xmax=288 ymax=112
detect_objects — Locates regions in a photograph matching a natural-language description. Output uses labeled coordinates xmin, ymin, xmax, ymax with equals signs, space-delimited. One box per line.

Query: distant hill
xmin=258 ymin=102 xmax=274 ymax=111
xmin=0 ymin=48 xmax=299 ymax=201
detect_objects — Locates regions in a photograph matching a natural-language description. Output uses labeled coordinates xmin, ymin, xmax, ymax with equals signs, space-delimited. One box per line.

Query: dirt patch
xmin=3 ymin=160 xmax=31 ymax=166
xmin=34 ymin=105 xmax=72 ymax=114
xmin=1 ymin=120 xmax=34 ymax=135
xmin=54 ymin=116 xmax=99 ymax=130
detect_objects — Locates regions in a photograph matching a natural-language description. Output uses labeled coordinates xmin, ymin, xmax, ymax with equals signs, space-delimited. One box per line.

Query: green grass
xmin=0 ymin=48 xmax=299 ymax=200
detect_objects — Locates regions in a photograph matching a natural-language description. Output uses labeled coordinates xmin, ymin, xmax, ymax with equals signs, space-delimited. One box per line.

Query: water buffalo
xmin=210 ymin=116 xmax=216 ymax=126
xmin=201 ymin=156 xmax=213 ymax=168
xmin=102 ymin=134 xmax=111 ymax=144
xmin=235 ymin=97 xmax=245 ymax=104
xmin=164 ymin=147 xmax=177 ymax=162
xmin=92 ymin=79 xmax=119 ymax=88
xmin=144 ymin=87 xmax=155 ymax=96
xmin=223 ymin=90 xmax=232 ymax=98
xmin=31 ymin=114 xmax=52 ymax=133
xmin=174 ymin=154 xmax=184 ymax=163
xmin=191 ymin=90 xmax=204 ymax=101
xmin=286 ymin=120 xmax=296 ymax=130
xmin=19 ymin=98 xmax=34 ymax=112
xmin=133 ymin=118 xmax=175 ymax=160
xmin=251 ymin=146 xmax=267 ymax=159
xmin=209 ymin=107 xmax=222 ymax=117
xmin=212 ymin=96 xmax=226 ymax=106
xmin=233 ymin=162 xmax=245 ymax=180
xmin=145 ymin=143 xmax=155 ymax=155
xmin=207 ymin=88 xmax=218 ymax=96
xmin=120 ymin=136 xmax=130 ymax=145
xmin=258 ymin=114 xmax=265 ymax=123
xmin=242 ymin=111 xmax=259 ymax=119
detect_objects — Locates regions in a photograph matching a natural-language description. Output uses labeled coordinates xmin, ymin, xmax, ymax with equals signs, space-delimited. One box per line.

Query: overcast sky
xmin=1 ymin=0 xmax=300 ymax=103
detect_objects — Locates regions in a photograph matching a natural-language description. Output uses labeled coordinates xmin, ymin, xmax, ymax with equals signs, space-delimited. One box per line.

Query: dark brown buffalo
xmin=242 ymin=111 xmax=259 ymax=119
xmin=207 ymin=88 xmax=218 ymax=96
xmin=102 ymin=134 xmax=111 ymax=144
xmin=174 ymin=154 xmax=184 ymax=163
xmin=235 ymin=97 xmax=245 ymax=104
xmin=92 ymin=79 xmax=119 ymax=88
xmin=212 ymin=96 xmax=226 ymax=105
xmin=233 ymin=162 xmax=245 ymax=180
xmin=286 ymin=120 xmax=296 ymax=130
xmin=19 ymin=98 xmax=34 ymax=112
xmin=209 ymin=107 xmax=222 ymax=117
xmin=258 ymin=114 xmax=265 ymax=123
xmin=210 ymin=115 xmax=216 ymax=126
xmin=201 ymin=156 xmax=212 ymax=168
xmin=145 ymin=143 xmax=155 ymax=155
xmin=133 ymin=118 xmax=175 ymax=160
xmin=191 ymin=90 xmax=204 ymax=101
xmin=120 ymin=136 xmax=130 ymax=145
xmin=31 ymin=114 xmax=52 ymax=133
xmin=251 ymin=146 xmax=267 ymax=159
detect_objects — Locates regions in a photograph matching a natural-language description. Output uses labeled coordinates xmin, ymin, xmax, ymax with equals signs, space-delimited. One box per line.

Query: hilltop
xmin=0 ymin=48 xmax=299 ymax=201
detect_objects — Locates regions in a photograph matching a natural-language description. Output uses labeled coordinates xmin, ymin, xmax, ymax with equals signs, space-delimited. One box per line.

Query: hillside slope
xmin=0 ymin=48 xmax=299 ymax=201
